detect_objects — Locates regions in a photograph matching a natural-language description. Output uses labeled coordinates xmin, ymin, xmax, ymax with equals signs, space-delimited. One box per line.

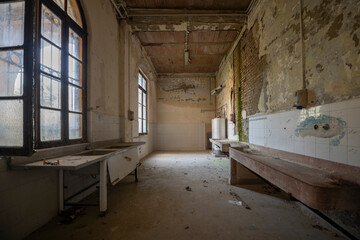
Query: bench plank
xmin=230 ymin=146 xmax=360 ymax=210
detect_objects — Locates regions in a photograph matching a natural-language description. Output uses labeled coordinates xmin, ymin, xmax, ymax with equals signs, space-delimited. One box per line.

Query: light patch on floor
xmin=25 ymin=151 xmax=345 ymax=240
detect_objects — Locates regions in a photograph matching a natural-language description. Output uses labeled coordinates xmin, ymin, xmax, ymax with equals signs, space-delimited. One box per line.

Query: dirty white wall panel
xmin=156 ymin=76 xmax=215 ymax=150
xmin=156 ymin=123 xmax=206 ymax=151
xmin=118 ymin=22 xmax=157 ymax=157
xmin=249 ymin=98 xmax=360 ymax=167
xmin=135 ymin=123 xmax=157 ymax=159
xmin=0 ymin=163 xmax=57 ymax=240
xmin=85 ymin=0 xmax=122 ymax=142
xmin=87 ymin=112 xmax=121 ymax=142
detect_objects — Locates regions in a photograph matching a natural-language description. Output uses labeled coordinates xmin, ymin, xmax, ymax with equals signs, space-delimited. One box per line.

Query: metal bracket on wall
xmin=110 ymin=0 xmax=128 ymax=19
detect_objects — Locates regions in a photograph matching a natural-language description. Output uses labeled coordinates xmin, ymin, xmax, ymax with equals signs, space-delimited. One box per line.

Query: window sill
xmin=9 ymin=138 xmax=123 ymax=166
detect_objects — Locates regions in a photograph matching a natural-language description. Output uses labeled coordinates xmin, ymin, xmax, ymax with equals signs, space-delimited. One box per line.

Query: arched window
xmin=36 ymin=0 xmax=87 ymax=148
xmin=0 ymin=0 xmax=87 ymax=155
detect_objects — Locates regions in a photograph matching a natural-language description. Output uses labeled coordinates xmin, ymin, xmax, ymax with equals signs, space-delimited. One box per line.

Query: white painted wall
xmin=155 ymin=76 xmax=215 ymax=150
xmin=156 ymin=123 xmax=206 ymax=151
xmin=117 ymin=22 xmax=157 ymax=158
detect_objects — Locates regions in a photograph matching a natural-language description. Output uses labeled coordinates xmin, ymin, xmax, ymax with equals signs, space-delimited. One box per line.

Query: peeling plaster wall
xmin=119 ymin=22 xmax=157 ymax=158
xmin=217 ymin=0 xmax=360 ymax=167
xmin=248 ymin=0 xmax=360 ymax=113
xmin=243 ymin=0 xmax=360 ymax=167
xmin=156 ymin=76 xmax=216 ymax=150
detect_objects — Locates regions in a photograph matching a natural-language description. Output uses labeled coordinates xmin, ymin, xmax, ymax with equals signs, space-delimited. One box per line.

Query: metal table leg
xmin=99 ymin=159 xmax=107 ymax=216
xmin=59 ymin=169 xmax=64 ymax=213
xmin=135 ymin=167 xmax=138 ymax=182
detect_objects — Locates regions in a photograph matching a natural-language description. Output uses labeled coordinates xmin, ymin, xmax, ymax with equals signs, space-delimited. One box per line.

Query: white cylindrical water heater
xmin=212 ymin=118 xmax=226 ymax=139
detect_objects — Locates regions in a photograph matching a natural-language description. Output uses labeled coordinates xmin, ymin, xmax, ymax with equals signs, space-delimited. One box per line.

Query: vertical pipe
xmin=58 ymin=169 xmax=64 ymax=213
xmin=99 ymin=159 xmax=107 ymax=215
xmin=299 ymin=0 xmax=306 ymax=89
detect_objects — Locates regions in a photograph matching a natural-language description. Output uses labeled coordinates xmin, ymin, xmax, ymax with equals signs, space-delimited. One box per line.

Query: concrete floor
xmin=26 ymin=151 xmax=346 ymax=240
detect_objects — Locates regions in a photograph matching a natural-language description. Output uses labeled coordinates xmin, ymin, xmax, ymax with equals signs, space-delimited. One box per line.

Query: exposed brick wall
xmin=232 ymin=22 xmax=266 ymax=139
xmin=238 ymin=23 xmax=267 ymax=116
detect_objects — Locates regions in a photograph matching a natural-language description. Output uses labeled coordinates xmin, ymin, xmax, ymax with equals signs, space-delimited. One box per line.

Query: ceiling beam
xmin=157 ymin=73 xmax=216 ymax=78
xmin=147 ymin=53 xmax=225 ymax=57
xmin=127 ymin=12 xmax=246 ymax=32
xmin=129 ymin=22 xmax=245 ymax=32
xmin=127 ymin=8 xmax=247 ymax=17
xmin=140 ymin=41 xmax=234 ymax=46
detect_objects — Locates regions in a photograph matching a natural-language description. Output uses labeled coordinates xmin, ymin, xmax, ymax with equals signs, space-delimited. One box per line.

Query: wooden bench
xmin=229 ymin=144 xmax=360 ymax=210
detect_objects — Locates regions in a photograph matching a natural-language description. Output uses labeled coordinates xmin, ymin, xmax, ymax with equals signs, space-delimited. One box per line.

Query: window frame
xmin=34 ymin=0 xmax=87 ymax=149
xmin=0 ymin=0 xmax=87 ymax=155
xmin=0 ymin=0 xmax=34 ymax=156
xmin=138 ymin=71 xmax=148 ymax=135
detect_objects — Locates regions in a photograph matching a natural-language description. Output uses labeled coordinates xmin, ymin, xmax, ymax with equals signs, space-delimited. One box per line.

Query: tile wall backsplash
xmin=249 ymin=98 xmax=360 ymax=167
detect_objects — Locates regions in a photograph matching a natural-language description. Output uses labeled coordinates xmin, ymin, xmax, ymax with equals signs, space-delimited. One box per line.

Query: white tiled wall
xmin=249 ymin=98 xmax=360 ymax=167
xmin=228 ymin=121 xmax=239 ymax=141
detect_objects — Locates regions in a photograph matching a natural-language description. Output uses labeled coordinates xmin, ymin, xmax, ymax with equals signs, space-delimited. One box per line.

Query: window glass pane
xmin=143 ymin=92 xmax=146 ymax=106
xmin=53 ymin=0 xmax=65 ymax=10
xmin=69 ymin=112 xmax=82 ymax=139
xmin=138 ymin=89 xmax=142 ymax=103
xmin=0 ymin=100 xmax=23 ymax=146
xmin=40 ymin=39 xmax=61 ymax=78
xmin=68 ymin=56 xmax=82 ymax=86
xmin=143 ymin=106 xmax=146 ymax=119
xmin=67 ymin=0 xmax=83 ymax=27
xmin=40 ymin=74 xmax=61 ymax=109
xmin=68 ymin=85 xmax=82 ymax=112
xmin=138 ymin=119 xmax=142 ymax=133
xmin=69 ymin=28 xmax=82 ymax=60
xmin=143 ymin=119 xmax=146 ymax=133
xmin=138 ymin=103 xmax=142 ymax=119
xmin=0 ymin=50 xmax=23 ymax=96
xmin=0 ymin=1 xmax=24 ymax=47
xmin=41 ymin=5 xmax=62 ymax=47
xmin=138 ymin=73 xmax=142 ymax=86
xmin=142 ymin=79 xmax=146 ymax=90
xmin=40 ymin=108 xmax=61 ymax=141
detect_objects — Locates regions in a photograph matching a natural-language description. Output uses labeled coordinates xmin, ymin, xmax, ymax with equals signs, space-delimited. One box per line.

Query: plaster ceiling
xmin=118 ymin=0 xmax=253 ymax=74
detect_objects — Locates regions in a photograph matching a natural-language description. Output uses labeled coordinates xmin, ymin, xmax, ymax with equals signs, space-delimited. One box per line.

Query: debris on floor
xmin=184 ymin=226 xmax=189 ymax=230
xmin=312 ymin=224 xmax=329 ymax=231
xmin=185 ymin=186 xmax=192 ymax=191
xmin=229 ymin=191 xmax=251 ymax=210
xmin=59 ymin=207 xmax=85 ymax=224
xmin=202 ymin=180 xmax=209 ymax=187
xmin=228 ymin=200 xmax=244 ymax=206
